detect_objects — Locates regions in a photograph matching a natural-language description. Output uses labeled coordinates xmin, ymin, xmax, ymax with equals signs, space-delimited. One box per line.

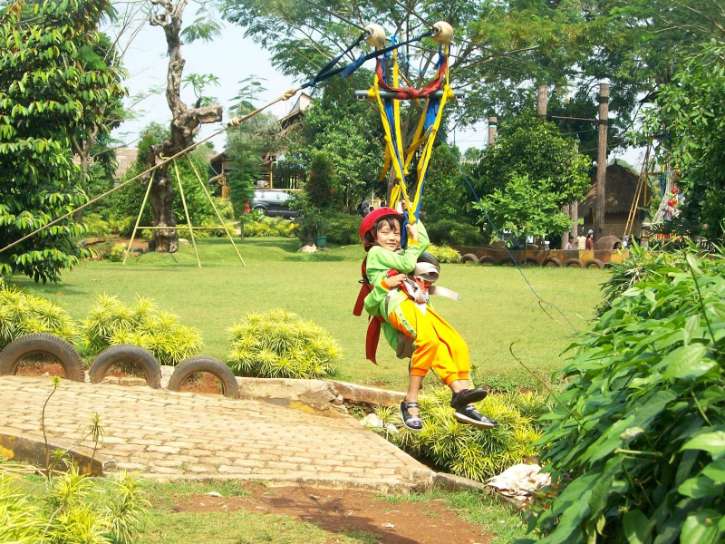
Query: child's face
xmin=375 ymin=219 xmax=401 ymax=251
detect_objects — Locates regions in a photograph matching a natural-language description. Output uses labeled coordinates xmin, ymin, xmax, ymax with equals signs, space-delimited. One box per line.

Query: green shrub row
xmin=523 ymin=248 xmax=724 ymax=543
xmin=0 ymin=287 xmax=340 ymax=378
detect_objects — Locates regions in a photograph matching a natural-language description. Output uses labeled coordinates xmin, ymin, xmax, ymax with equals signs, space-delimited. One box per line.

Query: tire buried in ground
xmin=89 ymin=345 xmax=161 ymax=388
xmin=478 ymin=256 xmax=497 ymax=266
xmin=586 ymin=259 xmax=605 ymax=269
xmin=564 ymin=258 xmax=583 ymax=268
xmin=543 ymin=258 xmax=561 ymax=267
xmin=461 ymin=253 xmax=479 ymax=264
xmin=167 ymin=356 xmax=239 ymax=398
xmin=0 ymin=333 xmax=84 ymax=381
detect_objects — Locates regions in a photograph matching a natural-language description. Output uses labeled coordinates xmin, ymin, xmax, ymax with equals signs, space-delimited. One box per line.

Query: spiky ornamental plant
xmin=376 ymin=387 xmax=543 ymax=482
xmin=82 ymin=295 xmax=201 ymax=365
xmin=427 ymin=244 xmax=462 ymax=264
xmin=0 ymin=283 xmax=78 ymax=349
xmin=227 ymin=309 xmax=341 ymax=379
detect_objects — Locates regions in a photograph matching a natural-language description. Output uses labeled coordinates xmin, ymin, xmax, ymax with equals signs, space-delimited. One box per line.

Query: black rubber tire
xmin=478 ymin=256 xmax=497 ymax=266
xmin=89 ymin=345 xmax=161 ymax=388
xmin=543 ymin=258 xmax=561 ymax=267
xmin=586 ymin=259 xmax=605 ymax=269
xmin=167 ymin=356 xmax=239 ymax=398
xmin=524 ymin=258 xmax=540 ymax=267
xmin=564 ymin=258 xmax=583 ymax=268
xmin=0 ymin=333 xmax=84 ymax=381
xmin=461 ymin=253 xmax=479 ymax=264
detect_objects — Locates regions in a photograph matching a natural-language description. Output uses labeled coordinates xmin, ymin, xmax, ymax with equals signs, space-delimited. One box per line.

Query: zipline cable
xmin=461 ymin=177 xmax=585 ymax=332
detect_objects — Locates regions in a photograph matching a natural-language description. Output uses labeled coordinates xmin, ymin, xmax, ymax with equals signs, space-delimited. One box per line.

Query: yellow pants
xmin=389 ymin=299 xmax=471 ymax=385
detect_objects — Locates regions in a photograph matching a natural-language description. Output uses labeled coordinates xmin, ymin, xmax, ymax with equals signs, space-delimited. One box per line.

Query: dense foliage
xmin=288 ymin=75 xmax=382 ymax=212
xmin=0 ymin=468 xmax=146 ymax=544
xmin=82 ymin=295 xmax=202 ymax=365
xmin=376 ymin=388 xmax=544 ymax=482
xmin=643 ymin=42 xmax=724 ymax=241
xmin=227 ymin=309 xmax=340 ymax=379
xmin=0 ymin=282 xmax=77 ymax=349
xmin=472 ymin=115 xmax=591 ymax=240
xmin=524 ymin=249 xmax=724 ymax=543
xmin=0 ymin=0 xmax=125 ymax=282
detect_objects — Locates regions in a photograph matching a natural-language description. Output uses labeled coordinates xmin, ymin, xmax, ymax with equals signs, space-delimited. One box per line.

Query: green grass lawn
xmin=12 ymin=238 xmax=608 ymax=390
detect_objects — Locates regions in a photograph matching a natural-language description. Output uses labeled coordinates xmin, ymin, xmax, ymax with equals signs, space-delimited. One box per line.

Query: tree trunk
xmin=148 ymin=0 xmax=221 ymax=252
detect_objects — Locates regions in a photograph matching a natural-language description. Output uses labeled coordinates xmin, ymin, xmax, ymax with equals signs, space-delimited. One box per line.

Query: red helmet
xmin=358 ymin=207 xmax=402 ymax=240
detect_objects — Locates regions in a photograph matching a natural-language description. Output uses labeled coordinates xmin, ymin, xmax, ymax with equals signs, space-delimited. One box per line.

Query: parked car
xmin=250 ymin=189 xmax=297 ymax=218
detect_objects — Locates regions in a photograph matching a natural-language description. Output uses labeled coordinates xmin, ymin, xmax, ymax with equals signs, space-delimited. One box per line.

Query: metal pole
xmin=594 ymin=81 xmax=609 ymax=234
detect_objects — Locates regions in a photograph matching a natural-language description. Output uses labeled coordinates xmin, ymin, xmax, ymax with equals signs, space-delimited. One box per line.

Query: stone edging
xmin=0 ymin=428 xmax=114 ymax=476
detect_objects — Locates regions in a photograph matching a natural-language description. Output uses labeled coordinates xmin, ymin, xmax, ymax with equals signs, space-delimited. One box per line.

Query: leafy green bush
xmin=106 ymin=243 xmax=126 ymax=262
xmin=523 ymin=250 xmax=724 ymax=543
xmin=0 ymin=283 xmax=78 ymax=349
xmin=242 ymin=216 xmax=297 ymax=238
xmin=0 ymin=468 xmax=147 ymax=544
xmin=426 ymin=219 xmax=484 ymax=246
xmin=82 ymin=295 xmax=202 ymax=365
xmin=324 ymin=212 xmax=360 ymax=245
xmin=428 ymin=244 xmax=461 ymax=264
xmin=227 ymin=309 xmax=341 ymax=379
xmin=376 ymin=388 xmax=543 ymax=482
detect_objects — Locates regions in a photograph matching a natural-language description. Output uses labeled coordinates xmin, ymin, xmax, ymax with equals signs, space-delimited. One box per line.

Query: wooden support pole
xmin=186 ymin=156 xmax=246 ymax=267
xmin=537 ymin=84 xmax=548 ymax=118
xmin=487 ymin=116 xmax=497 ymax=146
xmin=123 ymin=173 xmax=154 ymax=265
xmin=173 ymin=160 xmax=201 ymax=268
xmin=594 ymin=81 xmax=609 ymax=234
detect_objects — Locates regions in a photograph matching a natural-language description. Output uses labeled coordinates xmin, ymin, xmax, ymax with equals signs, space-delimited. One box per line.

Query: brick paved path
xmin=0 ymin=376 xmax=433 ymax=492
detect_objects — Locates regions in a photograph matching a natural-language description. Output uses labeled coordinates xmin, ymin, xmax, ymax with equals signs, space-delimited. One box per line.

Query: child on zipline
xmin=353 ymin=207 xmax=497 ymax=431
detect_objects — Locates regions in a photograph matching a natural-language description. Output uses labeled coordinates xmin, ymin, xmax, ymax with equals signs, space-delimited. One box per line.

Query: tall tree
xmin=145 ymin=0 xmax=222 ymax=252
xmin=0 ymin=0 xmax=126 ymax=282
xmin=471 ymin=114 xmax=591 ymax=241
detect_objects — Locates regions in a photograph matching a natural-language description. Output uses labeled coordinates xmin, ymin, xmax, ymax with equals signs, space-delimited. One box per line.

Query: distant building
xmin=579 ymin=159 xmax=650 ymax=237
xmin=115 ymin=147 xmax=138 ymax=180
xmin=210 ymin=94 xmax=311 ymax=196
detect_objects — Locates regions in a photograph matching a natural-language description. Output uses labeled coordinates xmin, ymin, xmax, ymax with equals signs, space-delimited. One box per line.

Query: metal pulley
xmin=365 ymin=23 xmax=386 ymax=49
xmin=431 ymin=21 xmax=453 ymax=45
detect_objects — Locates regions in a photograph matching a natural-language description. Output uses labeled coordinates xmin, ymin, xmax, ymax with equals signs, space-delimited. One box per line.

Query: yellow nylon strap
xmin=378 ymin=146 xmax=392 ymax=181
xmin=372 ymin=77 xmax=405 ymax=185
xmin=371 ymin=76 xmax=413 ymax=216
xmin=412 ymin=83 xmax=453 ymax=212
xmin=403 ymin=101 xmax=428 ymax=173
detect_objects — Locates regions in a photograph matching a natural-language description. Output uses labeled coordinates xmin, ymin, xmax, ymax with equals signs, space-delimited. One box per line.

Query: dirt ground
xmin=173 ymin=484 xmax=491 ymax=544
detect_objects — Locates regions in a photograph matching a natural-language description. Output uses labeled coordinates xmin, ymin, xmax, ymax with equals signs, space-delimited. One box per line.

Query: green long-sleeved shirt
xmin=363 ymin=222 xmax=429 ymax=348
